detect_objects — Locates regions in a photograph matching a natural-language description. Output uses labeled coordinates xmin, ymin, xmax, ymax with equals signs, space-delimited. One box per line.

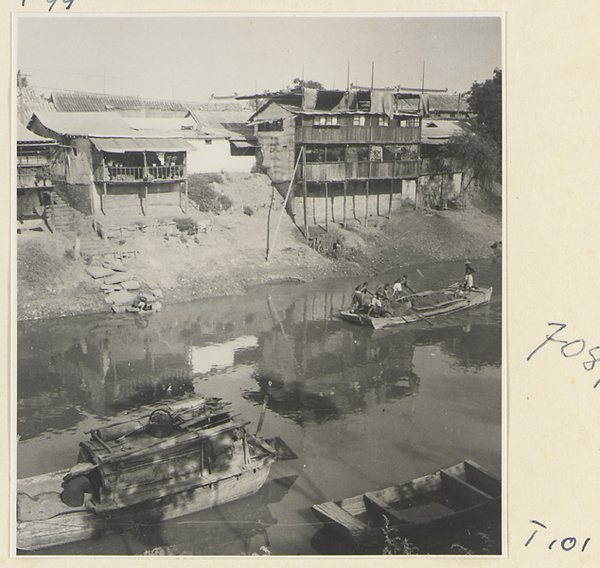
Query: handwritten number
xmin=47 ymin=0 xmax=57 ymax=11
xmin=527 ymin=323 xmax=567 ymax=361
xmin=582 ymin=538 xmax=591 ymax=552
xmin=63 ymin=0 xmax=74 ymax=8
xmin=583 ymin=346 xmax=600 ymax=371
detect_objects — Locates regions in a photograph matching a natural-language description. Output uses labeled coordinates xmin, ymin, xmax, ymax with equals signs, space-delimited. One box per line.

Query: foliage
xmin=440 ymin=130 xmax=502 ymax=192
xmin=381 ymin=516 xmax=419 ymax=555
xmin=468 ymin=68 xmax=502 ymax=147
xmin=174 ymin=217 xmax=199 ymax=235
xmin=242 ymin=205 xmax=254 ymax=216
xmin=292 ymin=77 xmax=324 ymax=90
xmin=187 ymin=173 xmax=233 ymax=214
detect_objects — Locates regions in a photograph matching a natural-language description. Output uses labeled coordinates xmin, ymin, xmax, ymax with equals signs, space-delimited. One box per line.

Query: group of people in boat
xmin=350 ymin=261 xmax=477 ymax=318
xmin=350 ymin=275 xmax=411 ymax=317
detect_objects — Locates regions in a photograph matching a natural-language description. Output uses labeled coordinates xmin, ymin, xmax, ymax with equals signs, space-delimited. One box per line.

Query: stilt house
xmin=27 ymin=112 xmax=193 ymax=216
xmin=247 ymin=88 xmax=425 ymax=228
xmin=16 ymin=123 xmax=57 ymax=224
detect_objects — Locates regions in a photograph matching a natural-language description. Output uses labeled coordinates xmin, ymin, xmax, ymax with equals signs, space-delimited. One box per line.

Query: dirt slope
xmin=17 ymin=173 xmax=501 ymax=320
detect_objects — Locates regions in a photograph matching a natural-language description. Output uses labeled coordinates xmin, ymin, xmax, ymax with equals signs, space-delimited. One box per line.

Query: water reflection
xmin=18 ymin=270 xmax=500 ymax=440
xmin=17 ymin=258 xmax=502 ymax=555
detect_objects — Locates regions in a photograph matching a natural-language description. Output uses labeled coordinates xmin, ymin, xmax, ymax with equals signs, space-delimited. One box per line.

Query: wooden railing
xmin=303 ymin=160 xmax=420 ymax=182
xmin=17 ymin=155 xmax=49 ymax=166
xmin=98 ymin=165 xmax=186 ymax=183
xmin=300 ymin=126 xmax=420 ymax=144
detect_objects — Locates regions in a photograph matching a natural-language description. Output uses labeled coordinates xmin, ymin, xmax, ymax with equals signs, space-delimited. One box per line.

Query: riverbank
xmin=17 ymin=173 xmax=501 ymax=321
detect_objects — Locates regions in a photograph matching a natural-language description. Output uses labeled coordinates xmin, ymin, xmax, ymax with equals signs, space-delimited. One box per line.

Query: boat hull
xmin=340 ymin=287 xmax=492 ymax=329
xmin=311 ymin=460 xmax=501 ymax=543
xmin=17 ymin=460 xmax=272 ymax=551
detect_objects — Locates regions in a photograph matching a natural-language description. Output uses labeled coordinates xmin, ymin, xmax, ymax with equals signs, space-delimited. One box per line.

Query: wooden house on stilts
xmin=247 ymin=88 xmax=426 ymax=232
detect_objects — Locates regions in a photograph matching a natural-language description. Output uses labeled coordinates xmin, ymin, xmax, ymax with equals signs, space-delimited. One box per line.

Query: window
xmin=257 ymin=120 xmax=284 ymax=132
xmin=378 ymin=116 xmax=390 ymax=127
xmin=314 ymin=115 xmax=339 ymax=127
xmin=353 ymin=115 xmax=366 ymax=126
xmin=400 ymin=118 xmax=420 ymax=128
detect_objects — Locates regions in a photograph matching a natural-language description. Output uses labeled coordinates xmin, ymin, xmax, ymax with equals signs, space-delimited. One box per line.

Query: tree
xmin=468 ymin=69 xmax=502 ymax=147
xmin=440 ymin=131 xmax=501 ymax=192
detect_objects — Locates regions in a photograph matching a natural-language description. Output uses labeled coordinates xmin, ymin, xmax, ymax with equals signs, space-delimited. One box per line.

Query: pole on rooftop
xmin=371 ymin=62 xmax=375 ymax=90
xmin=347 ymin=62 xmax=350 ymax=92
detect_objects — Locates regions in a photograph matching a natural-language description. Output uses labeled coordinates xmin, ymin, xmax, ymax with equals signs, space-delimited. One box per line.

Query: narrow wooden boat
xmin=17 ymin=397 xmax=295 ymax=551
xmin=340 ymin=286 xmax=492 ymax=329
xmin=311 ymin=460 xmax=501 ymax=543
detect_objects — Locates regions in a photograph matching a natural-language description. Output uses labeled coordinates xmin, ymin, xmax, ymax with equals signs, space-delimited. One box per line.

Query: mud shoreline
xmin=17 ymin=175 xmax=502 ymax=322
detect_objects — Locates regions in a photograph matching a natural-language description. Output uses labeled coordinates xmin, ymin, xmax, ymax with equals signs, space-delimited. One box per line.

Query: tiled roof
xmin=17 ymin=85 xmax=56 ymax=126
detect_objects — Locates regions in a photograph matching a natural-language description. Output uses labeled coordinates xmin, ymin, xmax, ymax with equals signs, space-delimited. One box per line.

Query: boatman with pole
xmin=463 ymin=261 xmax=476 ymax=290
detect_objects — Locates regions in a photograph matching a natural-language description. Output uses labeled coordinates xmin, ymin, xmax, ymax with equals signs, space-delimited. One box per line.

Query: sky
xmin=17 ymin=15 xmax=502 ymax=102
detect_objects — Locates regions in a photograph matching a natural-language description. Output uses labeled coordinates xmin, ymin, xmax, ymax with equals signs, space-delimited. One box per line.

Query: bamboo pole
xmin=302 ymin=144 xmax=308 ymax=241
xmin=267 ymin=147 xmax=304 ymax=261
xmin=389 ymin=178 xmax=394 ymax=217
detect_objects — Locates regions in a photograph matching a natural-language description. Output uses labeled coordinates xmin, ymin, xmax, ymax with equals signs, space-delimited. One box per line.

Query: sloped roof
xmin=17 ymin=122 xmax=56 ymax=144
xmin=52 ymin=90 xmax=196 ymax=113
xmin=17 ymin=85 xmax=56 ymax=126
xmin=191 ymin=109 xmax=254 ymax=139
xmin=31 ymin=111 xmax=134 ymax=137
xmin=90 ymin=137 xmax=193 ymax=153
xmin=122 ymin=115 xmax=199 ymax=137
xmin=427 ymin=93 xmax=469 ymax=113
xmin=422 ymin=119 xmax=471 ymax=144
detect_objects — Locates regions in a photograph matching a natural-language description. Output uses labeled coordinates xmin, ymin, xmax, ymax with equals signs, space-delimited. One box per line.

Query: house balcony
xmin=299 ymin=126 xmax=420 ymax=144
xmin=95 ymin=165 xmax=186 ymax=184
xmin=302 ymin=160 xmax=420 ymax=183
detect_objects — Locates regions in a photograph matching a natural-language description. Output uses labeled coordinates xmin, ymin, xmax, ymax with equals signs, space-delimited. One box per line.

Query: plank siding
xmin=300 ymin=126 xmax=420 ymax=144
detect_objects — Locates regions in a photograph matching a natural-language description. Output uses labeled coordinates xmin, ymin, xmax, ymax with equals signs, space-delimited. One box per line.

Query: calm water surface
xmin=17 ymin=258 xmax=502 ymax=555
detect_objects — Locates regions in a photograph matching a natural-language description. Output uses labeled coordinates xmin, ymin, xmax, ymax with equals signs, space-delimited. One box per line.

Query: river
xmin=17 ymin=258 xmax=502 ymax=555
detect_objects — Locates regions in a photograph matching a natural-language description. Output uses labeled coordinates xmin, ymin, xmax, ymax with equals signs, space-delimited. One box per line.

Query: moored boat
xmin=17 ymin=397 xmax=295 ymax=551
xmin=340 ymin=286 xmax=492 ymax=329
xmin=311 ymin=460 xmax=501 ymax=543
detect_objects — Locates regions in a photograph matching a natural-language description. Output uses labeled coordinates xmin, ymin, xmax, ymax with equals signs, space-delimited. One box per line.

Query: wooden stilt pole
xmin=343 ymin=180 xmax=347 ymax=227
xmin=267 ymin=147 xmax=304 ymax=261
xmin=389 ymin=179 xmax=394 ymax=218
xmin=324 ymin=182 xmax=329 ymax=231
xmin=365 ymin=180 xmax=369 ymax=226
xmin=331 ymin=194 xmax=335 ymax=224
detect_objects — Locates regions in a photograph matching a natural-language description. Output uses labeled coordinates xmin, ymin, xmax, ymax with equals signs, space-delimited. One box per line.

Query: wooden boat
xmin=311 ymin=460 xmax=501 ymax=543
xmin=340 ymin=286 xmax=492 ymax=330
xmin=17 ymin=397 xmax=296 ymax=551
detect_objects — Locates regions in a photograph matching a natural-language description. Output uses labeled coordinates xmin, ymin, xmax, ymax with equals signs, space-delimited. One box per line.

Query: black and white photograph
xmin=15 ymin=14 xmax=503 ymax=556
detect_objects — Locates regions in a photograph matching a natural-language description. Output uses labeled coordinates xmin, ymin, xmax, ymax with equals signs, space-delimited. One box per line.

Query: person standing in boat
xmin=351 ymin=282 xmax=369 ymax=313
xmin=392 ymin=275 xmax=408 ymax=299
xmin=463 ymin=261 xmax=476 ymax=290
